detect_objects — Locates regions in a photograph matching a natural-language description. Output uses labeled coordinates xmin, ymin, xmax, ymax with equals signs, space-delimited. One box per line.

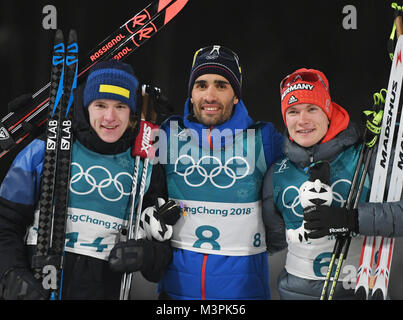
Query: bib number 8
xmin=193 ymin=225 xmax=221 ymax=251
xmin=192 ymin=226 xmax=262 ymax=251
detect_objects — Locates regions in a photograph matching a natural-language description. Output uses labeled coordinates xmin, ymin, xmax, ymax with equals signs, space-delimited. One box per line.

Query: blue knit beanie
xmin=83 ymin=60 xmax=139 ymax=113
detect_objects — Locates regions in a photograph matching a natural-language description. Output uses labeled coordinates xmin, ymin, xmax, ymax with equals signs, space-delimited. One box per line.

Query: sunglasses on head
xmin=280 ymin=71 xmax=328 ymax=92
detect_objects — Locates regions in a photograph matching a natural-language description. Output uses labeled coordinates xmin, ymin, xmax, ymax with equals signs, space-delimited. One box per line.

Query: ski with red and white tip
xmin=355 ymin=35 xmax=403 ymax=300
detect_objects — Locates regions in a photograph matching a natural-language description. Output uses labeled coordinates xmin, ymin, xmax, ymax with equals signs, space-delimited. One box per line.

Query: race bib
xmin=285 ymin=234 xmax=363 ymax=282
xmin=26 ymin=207 xmax=126 ymax=261
xmin=171 ymin=199 xmax=266 ymax=256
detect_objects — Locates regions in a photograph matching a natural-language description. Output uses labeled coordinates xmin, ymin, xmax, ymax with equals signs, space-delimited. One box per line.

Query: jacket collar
xmin=283 ymin=122 xmax=361 ymax=168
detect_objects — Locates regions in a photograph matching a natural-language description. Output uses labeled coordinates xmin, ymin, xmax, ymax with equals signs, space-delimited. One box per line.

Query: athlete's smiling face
xmin=285 ymin=103 xmax=329 ymax=147
xmin=88 ymin=99 xmax=131 ymax=143
xmin=191 ymin=74 xmax=239 ymax=126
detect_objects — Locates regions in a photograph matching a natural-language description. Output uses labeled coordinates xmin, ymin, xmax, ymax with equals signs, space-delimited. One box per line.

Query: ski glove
xmin=157 ymin=199 xmax=181 ymax=226
xmin=303 ymin=205 xmax=359 ymax=239
xmin=109 ymin=239 xmax=148 ymax=273
xmin=0 ymin=268 xmax=49 ymax=300
xmin=138 ymin=198 xmax=181 ymax=241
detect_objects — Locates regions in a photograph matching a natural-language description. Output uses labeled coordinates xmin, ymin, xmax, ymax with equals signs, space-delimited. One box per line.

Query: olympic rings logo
xmin=282 ymin=179 xmax=351 ymax=217
xmin=174 ymin=155 xmax=250 ymax=189
xmin=69 ymin=162 xmax=133 ymax=202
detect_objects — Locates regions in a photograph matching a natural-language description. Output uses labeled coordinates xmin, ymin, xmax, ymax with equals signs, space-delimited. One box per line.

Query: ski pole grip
xmin=131 ymin=120 xmax=158 ymax=159
xmin=141 ymin=84 xmax=159 ymax=122
xmin=132 ymin=84 xmax=159 ymax=159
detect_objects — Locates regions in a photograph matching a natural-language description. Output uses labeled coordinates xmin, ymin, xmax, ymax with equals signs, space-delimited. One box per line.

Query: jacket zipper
xmin=201 ymin=254 xmax=208 ymax=300
xmin=207 ymin=126 xmax=214 ymax=149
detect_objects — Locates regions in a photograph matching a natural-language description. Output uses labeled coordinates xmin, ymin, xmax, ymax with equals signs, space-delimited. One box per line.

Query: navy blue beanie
xmin=188 ymin=45 xmax=242 ymax=99
xmin=84 ymin=60 xmax=139 ymax=113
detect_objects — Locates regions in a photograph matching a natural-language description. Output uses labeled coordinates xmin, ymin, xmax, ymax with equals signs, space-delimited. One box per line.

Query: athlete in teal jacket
xmin=157 ymin=45 xmax=283 ymax=299
xmin=263 ymin=68 xmax=403 ymax=300
xmin=0 ymin=61 xmax=171 ymax=300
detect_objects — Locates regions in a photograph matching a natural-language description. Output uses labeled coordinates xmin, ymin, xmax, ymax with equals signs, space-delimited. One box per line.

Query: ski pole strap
xmin=363 ymin=110 xmax=383 ymax=148
xmin=364 ymin=109 xmax=383 ymax=137
xmin=363 ymin=89 xmax=386 ymax=147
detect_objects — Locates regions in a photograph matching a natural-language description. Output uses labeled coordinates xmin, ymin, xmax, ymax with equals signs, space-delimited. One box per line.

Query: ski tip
xmin=163 ymin=0 xmax=189 ymax=25
xmin=157 ymin=0 xmax=175 ymax=12
xmin=68 ymin=29 xmax=78 ymax=41
xmin=354 ymin=286 xmax=368 ymax=300
xmin=55 ymin=29 xmax=64 ymax=41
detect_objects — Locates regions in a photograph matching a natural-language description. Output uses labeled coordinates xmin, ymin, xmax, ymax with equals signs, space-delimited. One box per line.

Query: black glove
xmin=0 ymin=268 xmax=49 ymax=300
xmin=157 ymin=199 xmax=181 ymax=226
xmin=109 ymin=239 xmax=149 ymax=274
xmin=303 ymin=205 xmax=359 ymax=239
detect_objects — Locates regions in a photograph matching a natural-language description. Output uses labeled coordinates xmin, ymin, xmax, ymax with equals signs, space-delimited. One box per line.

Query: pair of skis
xmin=321 ymin=5 xmax=403 ymax=300
xmin=354 ymin=38 xmax=403 ymax=300
xmin=0 ymin=0 xmax=189 ymax=160
xmin=31 ymin=29 xmax=78 ymax=300
xmin=354 ymin=5 xmax=403 ymax=299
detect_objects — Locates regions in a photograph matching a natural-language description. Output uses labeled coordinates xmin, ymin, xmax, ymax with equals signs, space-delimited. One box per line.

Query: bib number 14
xmin=65 ymin=232 xmax=108 ymax=252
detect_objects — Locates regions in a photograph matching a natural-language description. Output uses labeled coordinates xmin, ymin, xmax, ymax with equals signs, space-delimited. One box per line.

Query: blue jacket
xmin=158 ymin=99 xmax=283 ymax=299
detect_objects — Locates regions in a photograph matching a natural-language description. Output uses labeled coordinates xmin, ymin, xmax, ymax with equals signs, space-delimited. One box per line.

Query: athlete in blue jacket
xmin=157 ymin=45 xmax=284 ymax=299
xmin=0 ymin=60 xmax=173 ymax=299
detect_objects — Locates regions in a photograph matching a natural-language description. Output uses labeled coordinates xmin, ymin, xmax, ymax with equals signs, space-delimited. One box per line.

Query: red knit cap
xmin=280 ymin=68 xmax=332 ymax=123
xmin=279 ymin=68 xmax=350 ymax=143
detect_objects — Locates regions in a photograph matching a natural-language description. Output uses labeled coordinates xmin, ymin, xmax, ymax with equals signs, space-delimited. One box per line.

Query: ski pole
xmin=320 ymin=132 xmax=369 ymax=300
xmin=320 ymin=90 xmax=385 ymax=300
xmin=119 ymin=85 xmax=158 ymax=300
xmin=328 ymin=144 xmax=375 ymax=300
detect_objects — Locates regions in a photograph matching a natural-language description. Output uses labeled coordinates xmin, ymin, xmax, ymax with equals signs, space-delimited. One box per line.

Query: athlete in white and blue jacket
xmin=0 ymin=61 xmax=172 ymax=300
xmin=157 ymin=45 xmax=283 ymax=300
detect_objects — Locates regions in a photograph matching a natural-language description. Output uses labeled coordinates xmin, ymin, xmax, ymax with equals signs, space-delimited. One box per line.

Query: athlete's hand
xmin=0 ymin=268 xmax=49 ymax=300
xmin=109 ymin=239 xmax=147 ymax=273
xmin=303 ymin=205 xmax=359 ymax=239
